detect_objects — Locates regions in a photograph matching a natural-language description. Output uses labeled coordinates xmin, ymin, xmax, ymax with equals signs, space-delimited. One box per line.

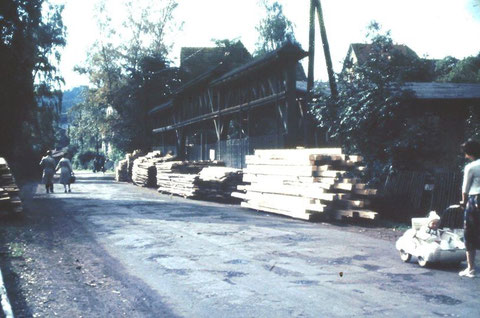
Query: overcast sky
xmin=58 ymin=0 xmax=480 ymax=89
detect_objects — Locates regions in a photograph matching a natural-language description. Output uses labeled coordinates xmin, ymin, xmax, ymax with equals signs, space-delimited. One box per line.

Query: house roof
xmin=400 ymin=82 xmax=480 ymax=99
xmin=315 ymin=81 xmax=480 ymax=100
xmin=150 ymin=42 xmax=308 ymax=115
xmin=211 ymin=41 xmax=308 ymax=86
xmin=345 ymin=43 xmax=418 ymax=68
xmin=180 ymin=41 xmax=251 ymax=81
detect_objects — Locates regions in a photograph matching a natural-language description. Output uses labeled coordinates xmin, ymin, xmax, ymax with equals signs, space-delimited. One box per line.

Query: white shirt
xmin=462 ymin=159 xmax=480 ymax=195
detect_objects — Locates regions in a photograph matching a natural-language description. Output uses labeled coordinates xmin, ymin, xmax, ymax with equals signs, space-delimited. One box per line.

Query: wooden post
xmin=307 ymin=0 xmax=315 ymax=93
xmin=314 ymin=0 xmax=338 ymax=99
xmin=175 ymin=128 xmax=186 ymax=160
xmin=285 ymin=63 xmax=301 ymax=148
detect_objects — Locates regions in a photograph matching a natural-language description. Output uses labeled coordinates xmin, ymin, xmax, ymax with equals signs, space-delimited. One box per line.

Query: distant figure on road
xmin=93 ymin=154 xmax=106 ymax=173
xmin=460 ymin=139 xmax=480 ymax=278
xmin=39 ymin=150 xmax=56 ymax=193
xmin=56 ymin=153 xmax=74 ymax=193
xmin=99 ymin=155 xmax=106 ymax=173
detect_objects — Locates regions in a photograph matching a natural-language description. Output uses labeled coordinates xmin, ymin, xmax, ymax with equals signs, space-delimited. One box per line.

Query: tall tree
xmin=311 ymin=22 xmax=443 ymax=182
xmin=70 ymin=0 xmax=181 ymax=156
xmin=0 ymin=0 xmax=66 ymax=166
xmin=254 ymin=0 xmax=295 ymax=56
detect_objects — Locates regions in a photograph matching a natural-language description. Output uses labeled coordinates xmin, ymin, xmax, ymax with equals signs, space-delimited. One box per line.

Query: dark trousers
xmin=465 ymin=195 xmax=480 ymax=250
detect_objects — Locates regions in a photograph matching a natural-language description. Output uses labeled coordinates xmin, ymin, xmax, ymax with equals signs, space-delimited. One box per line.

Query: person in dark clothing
xmin=39 ymin=150 xmax=55 ymax=193
xmin=99 ymin=155 xmax=106 ymax=173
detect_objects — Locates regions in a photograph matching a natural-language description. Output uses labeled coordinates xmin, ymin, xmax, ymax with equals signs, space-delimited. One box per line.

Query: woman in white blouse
xmin=460 ymin=139 xmax=480 ymax=278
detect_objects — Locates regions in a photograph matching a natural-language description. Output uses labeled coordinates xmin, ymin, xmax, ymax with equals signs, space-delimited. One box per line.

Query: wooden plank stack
xmin=196 ymin=166 xmax=244 ymax=202
xmin=0 ymin=157 xmax=22 ymax=213
xmin=156 ymin=161 xmax=226 ymax=198
xmin=232 ymin=148 xmax=378 ymax=221
xmin=132 ymin=151 xmax=175 ymax=187
xmin=115 ymin=159 xmax=128 ymax=182
xmin=126 ymin=149 xmax=145 ymax=182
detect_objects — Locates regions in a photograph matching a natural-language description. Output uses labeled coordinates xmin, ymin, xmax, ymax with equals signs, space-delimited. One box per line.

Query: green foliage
xmin=107 ymin=147 xmax=126 ymax=168
xmin=0 ymin=0 xmax=66 ymax=178
xmin=311 ymin=22 xmax=445 ymax=184
xmin=62 ymin=86 xmax=89 ymax=113
xmin=435 ymin=54 xmax=480 ymax=83
xmin=466 ymin=105 xmax=480 ymax=144
xmin=68 ymin=1 xmax=181 ymax=155
xmin=75 ymin=150 xmax=97 ymax=169
xmin=254 ymin=0 xmax=296 ymax=56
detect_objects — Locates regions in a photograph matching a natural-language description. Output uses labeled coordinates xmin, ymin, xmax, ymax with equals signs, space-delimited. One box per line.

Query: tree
xmin=69 ymin=0 xmax=181 ymax=157
xmin=435 ymin=54 xmax=480 ymax=83
xmin=254 ymin=0 xmax=296 ymax=56
xmin=310 ymin=22 xmax=444 ymax=183
xmin=0 ymin=0 xmax=65 ymax=173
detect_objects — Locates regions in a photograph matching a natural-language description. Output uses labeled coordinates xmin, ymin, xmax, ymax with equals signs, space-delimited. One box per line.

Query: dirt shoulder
xmin=0 ymin=182 xmax=176 ymax=318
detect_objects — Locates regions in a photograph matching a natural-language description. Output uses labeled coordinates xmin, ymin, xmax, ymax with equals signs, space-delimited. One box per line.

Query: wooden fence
xmin=184 ymin=133 xmax=285 ymax=168
xmin=380 ymin=170 xmax=462 ymax=217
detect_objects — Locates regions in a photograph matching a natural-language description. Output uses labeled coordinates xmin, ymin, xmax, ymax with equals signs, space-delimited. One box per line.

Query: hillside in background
xmin=62 ymin=86 xmax=88 ymax=113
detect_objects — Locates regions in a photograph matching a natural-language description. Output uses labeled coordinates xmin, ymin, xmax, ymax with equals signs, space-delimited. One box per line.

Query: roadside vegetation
xmin=0 ymin=0 xmax=66 ymax=179
xmin=310 ymin=22 xmax=480 ymax=186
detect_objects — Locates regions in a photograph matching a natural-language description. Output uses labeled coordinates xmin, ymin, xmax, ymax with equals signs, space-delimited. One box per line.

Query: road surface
xmin=0 ymin=172 xmax=479 ymax=317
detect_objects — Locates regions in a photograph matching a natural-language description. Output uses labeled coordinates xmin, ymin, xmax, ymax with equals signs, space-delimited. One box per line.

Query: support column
xmin=285 ymin=63 xmax=301 ymax=148
xmin=175 ymin=128 xmax=186 ymax=160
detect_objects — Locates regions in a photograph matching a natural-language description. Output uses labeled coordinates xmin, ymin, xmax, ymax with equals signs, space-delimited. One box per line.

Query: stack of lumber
xmin=115 ymin=159 xmax=128 ymax=182
xmin=0 ymin=157 xmax=22 ymax=213
xmin=126 ymin=150 xmax=145 ymax=182
xmin=196 ymin=166 xmax=244 ymax=202
xmin=232 ymin=148 xmax=378 ymax=221
xmin=132 ymin=151 xmax=175 ymax=187
xmin=156 ymin=161 xmax=226 ymax=198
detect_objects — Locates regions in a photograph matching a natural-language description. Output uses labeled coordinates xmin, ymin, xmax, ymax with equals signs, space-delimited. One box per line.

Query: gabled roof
xmin=180 ymin=41 xmax=251 ymax=81
xmin=344 ymin=43 xmax=418 ymax=68
xmin=150 ymin=42 xmax=307 ymax=115
xmin=211 ymin=41 xmax=308 ymax=86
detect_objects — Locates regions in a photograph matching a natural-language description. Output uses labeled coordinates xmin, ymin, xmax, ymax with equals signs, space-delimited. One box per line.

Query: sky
xmin=57 ymin=0 xmax=480 ymax=90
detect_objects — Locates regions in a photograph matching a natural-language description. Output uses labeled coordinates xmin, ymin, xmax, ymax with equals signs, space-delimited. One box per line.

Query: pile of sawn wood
xmin=132 ymin=151 xmax=174 ymax=187
xmin=115 ymin=149 xmax=145 ymax=182
xmin=0 ymin=157 xmax=22 ymax=213
xmin=116 ymin=151 xmax=243 ymax=202
xmin=156 ymin=161 xmax=242 ymax=201
xmin=231 ymin=148 xmax=378 ymax=221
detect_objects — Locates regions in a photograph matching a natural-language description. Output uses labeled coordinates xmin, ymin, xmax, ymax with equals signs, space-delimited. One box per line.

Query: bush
xmin=74 ymin=150 xmax=97 ymax=169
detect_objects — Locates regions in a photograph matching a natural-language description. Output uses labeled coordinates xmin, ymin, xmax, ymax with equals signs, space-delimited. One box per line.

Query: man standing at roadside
xmin=39 ymin=150 xmax=56 ymax=193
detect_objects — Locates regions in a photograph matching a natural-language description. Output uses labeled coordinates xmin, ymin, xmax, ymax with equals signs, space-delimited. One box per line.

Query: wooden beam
xmin=285 ymin=63 xmax=301 ymax=147
xmin=152 ymin=92 xmax=286 ymax=133
xmin=307 ymin=0 xmax=315 ymax=92
xmin=314 ymin=0 xmax=338 ymax=98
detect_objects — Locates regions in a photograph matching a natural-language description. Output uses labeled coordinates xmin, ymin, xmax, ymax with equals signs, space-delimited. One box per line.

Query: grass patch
xmin=7 ymin=242 xmax=25 ymax=258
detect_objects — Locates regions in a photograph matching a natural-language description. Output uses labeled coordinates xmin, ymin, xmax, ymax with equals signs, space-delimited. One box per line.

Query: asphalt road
xmin=3 ymin=172 xmax=480 ymax=317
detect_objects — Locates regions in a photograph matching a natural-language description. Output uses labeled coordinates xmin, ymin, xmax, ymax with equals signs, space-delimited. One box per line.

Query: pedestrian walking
xmin=459 ymin=139 xmax=480 ymax=278
xmin=56 ymin=153 xmax=74 ymax=193
xmin=39 ymin=150 xmax=56 ymax=193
